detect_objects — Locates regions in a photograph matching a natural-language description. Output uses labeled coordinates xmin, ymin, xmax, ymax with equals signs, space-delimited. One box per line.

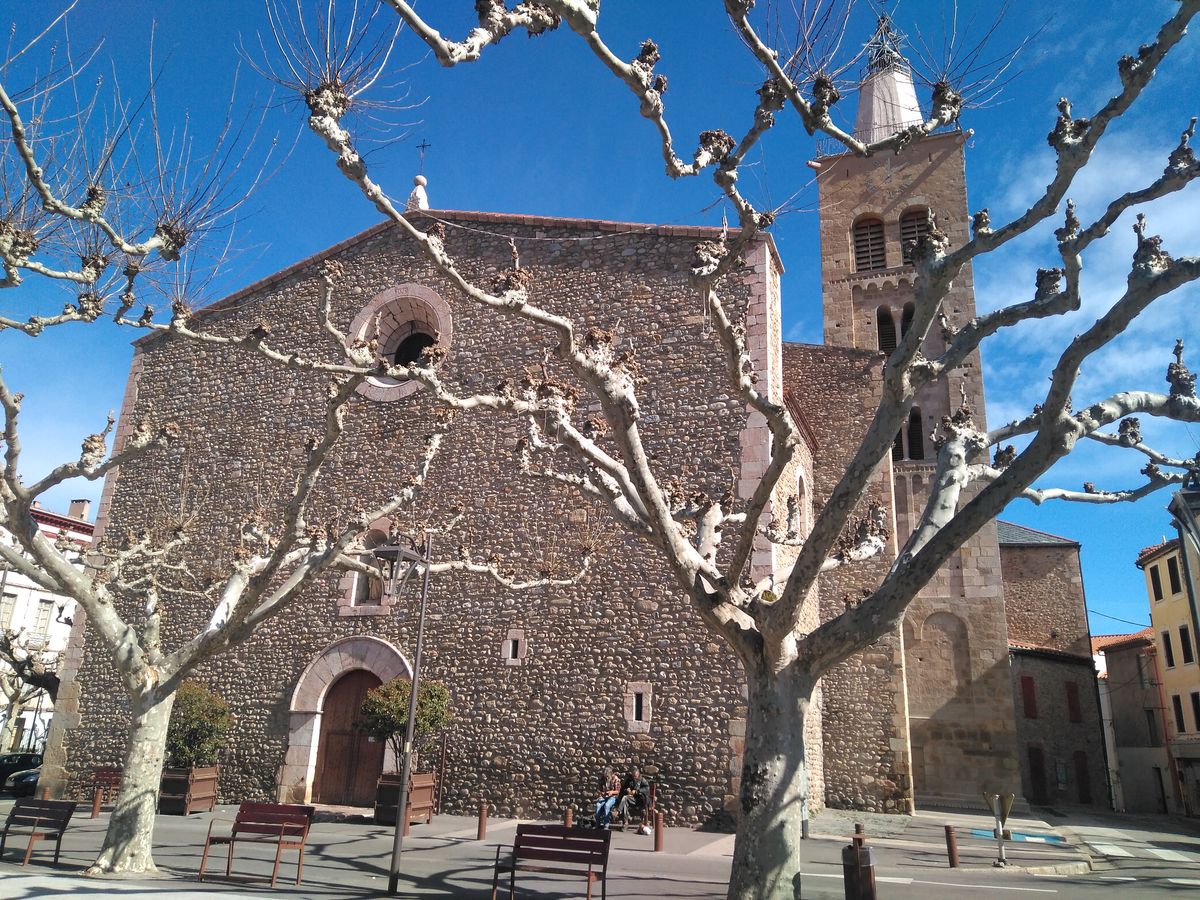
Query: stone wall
xmin=59 ymin=211 xmax=788 ymax=827
xmin=1009 ymin=652 xmax=1108 ymax=807
xmin=1002 ymin=544 xmax=1091 ymax=657
xmin=783 ymin=343 xmax=912 ymax=813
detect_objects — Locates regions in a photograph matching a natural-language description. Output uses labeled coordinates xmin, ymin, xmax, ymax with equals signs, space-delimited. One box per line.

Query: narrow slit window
xmin=853 ymin=218 xmax=886 ymax=272
xmin=1163 ymin=631 xmax=1177 ymax=668
xmin=634 ymin=692 xmax=645 ymax=721
xmin=900 ymin=209 xmax=932 ymax=264
xmin=1180 ymin=625 xmax=1194 ymax=665
xmin=877 ymin=306 xmax=897 ymax=353
xmin=510 ymin=639 xmax=520 ymax=659
xmin=906 ymin=408 xmax=925 ymax=461
xmin=1173 ymin=695 xmax=1187 ymax=733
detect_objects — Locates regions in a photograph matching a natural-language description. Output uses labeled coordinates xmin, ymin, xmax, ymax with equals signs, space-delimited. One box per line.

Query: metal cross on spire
xmin=417 ymin=139 xmax=432 ymax=175
xmin=863 ymin=6 xmax=909 ymax=76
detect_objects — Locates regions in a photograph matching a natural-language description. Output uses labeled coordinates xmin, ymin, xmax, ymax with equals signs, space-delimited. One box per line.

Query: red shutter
xmin=1020 ymin=675 xmax=1038 ymax=719
xmin=1066 ymin=681 xmax=1082 ymax=723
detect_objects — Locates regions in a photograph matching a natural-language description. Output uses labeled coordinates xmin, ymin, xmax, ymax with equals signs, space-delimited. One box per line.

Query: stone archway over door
xmin=313 ymin=670 xmax=384 ymax=807
xmin=278 ymin=636 xmax=410 ymax=804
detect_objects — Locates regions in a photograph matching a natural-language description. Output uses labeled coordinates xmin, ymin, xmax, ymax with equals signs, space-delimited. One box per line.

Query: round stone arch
xmin=277 ymin=636 xmax=411 ymax=803
xmin=348 ymin=283 xmax=453 ymax=402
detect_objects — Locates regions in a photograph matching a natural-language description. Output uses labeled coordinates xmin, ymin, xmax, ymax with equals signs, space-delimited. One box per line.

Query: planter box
xmin=159 ymin=765 xmax=219 ymax=815
xmin=374 ymin=772 xmax=437 ymax=828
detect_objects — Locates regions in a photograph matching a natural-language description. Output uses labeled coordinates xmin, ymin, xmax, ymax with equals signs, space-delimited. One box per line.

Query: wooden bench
xmin=492 ymin=824 xmax=611 ymax=900
xmin=91 ymin=767 xmax=123 ymax=818
xmin=198 ymin=801 xmax=314 ymax=887
xmin=0 ymin=798 xmax=78 ymax=866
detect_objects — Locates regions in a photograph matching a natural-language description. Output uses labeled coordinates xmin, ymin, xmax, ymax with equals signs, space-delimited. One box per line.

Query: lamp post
xmin=372 ymin=531 xmax=434 ymax=897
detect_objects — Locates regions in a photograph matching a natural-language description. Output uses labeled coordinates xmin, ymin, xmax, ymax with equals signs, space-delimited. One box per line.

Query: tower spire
xmin=853 ymin=13 xmax=924 ymax=144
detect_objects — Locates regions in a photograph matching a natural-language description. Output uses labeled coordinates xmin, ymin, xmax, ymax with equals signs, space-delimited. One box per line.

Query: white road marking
xmin=1098 ymin=876 xmax=1137 ymax=881
xmin=1089 ymin=842 xmax=1133 ymax=857
xmin=1168 ymin=878 xmax=1200 ymax=886
xmin=804 ymin=873 xmax=1057 ymax=892
xmin=1148 ymin=847 xmax=1195 ymax=862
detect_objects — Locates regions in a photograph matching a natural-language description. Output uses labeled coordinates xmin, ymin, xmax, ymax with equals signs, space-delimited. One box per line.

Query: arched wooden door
xmin=313 ymin=670 xmax=385 ymax=807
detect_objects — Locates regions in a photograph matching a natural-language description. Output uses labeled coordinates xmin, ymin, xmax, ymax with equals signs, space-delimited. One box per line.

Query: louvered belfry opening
xmin=853 ymin=217 xmax=886 ymax=271
xmin=900 ymin=301 xmax=915 ymax=338
xmin=900 ymin=209 xmax=932 ymax=264
xmin=877 ymin=306 xmax=898 ymax=353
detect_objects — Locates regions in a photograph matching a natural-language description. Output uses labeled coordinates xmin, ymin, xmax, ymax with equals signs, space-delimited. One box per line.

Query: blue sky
xmin=3 ymin=1 xmax=1197 ymax=637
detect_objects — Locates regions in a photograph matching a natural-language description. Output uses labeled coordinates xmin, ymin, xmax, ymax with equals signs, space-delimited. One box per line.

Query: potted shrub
xmin=159 ymin=681 xmax=232 ymax=815
xmin=362 ymin=678 xmax=451 ymax=826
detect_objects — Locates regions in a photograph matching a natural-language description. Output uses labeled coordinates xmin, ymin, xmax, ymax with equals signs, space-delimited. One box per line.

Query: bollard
xmin=841 ymin=842 xmax=877 ymax=900
xmin=944 ymin=825 xmax=959 ymax=868
xmin=477 ymin=802 xmax=488 ymax=841
xmin=564 ymin=808 xmax=573 ymax=828
xmin=801 ymin=816 xmax=810 ymax=841
xmin=654 ymin=810 xmax=664 ymax=852
xmin=92 ymin=788 xmax=103 ymax=819
xmin=39 ymin=786 xmax=50 ymax=801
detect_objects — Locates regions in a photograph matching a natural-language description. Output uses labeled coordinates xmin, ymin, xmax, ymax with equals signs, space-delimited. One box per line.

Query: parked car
xmin=4 ymin=766 xmax=39 ymax=797
xmin=0 ymin=752 xmax=41 ymax=789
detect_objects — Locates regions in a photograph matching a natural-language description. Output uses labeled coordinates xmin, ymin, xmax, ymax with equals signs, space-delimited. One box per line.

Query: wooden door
xmin=1073 ymin=751 xmax=1092 ymax=805
xmin=1026 ymin=746 xmax=1047 ymax=805
xmin=313 ymin=670 xmax=385 ymax=807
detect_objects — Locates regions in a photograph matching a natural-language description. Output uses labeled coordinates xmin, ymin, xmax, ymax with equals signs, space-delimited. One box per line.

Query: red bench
xmin=198 ymin=801 xmax=313 ymax=887
xmin=492 ymin=824 xmax=611 ymax=900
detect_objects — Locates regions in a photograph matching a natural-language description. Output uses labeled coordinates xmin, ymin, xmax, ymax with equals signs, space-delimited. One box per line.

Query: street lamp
xmin=371 ymin=531 xmax=434 ymax=897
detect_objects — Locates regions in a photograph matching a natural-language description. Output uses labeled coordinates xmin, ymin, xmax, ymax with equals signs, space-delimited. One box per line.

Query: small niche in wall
xmin=503 ymin=627 xmax=527 ymax=666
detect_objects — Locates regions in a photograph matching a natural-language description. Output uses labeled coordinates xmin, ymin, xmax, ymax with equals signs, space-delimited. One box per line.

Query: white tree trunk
xmin=87 ymin=689 xmax=175 ymax=874
xmin=727 ymin=664 xmax=814 ymax=900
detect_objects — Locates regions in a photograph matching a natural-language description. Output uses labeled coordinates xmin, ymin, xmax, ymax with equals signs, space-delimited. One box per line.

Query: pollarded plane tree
xmin=0 ymin=7 xmax=593 ymax=875
xmin=261 ymin=1 xmax=1200 ymax=897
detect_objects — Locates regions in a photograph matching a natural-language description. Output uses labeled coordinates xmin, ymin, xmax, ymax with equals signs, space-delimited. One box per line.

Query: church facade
xmin=44 ymin=20 xmax=1104 ymax=820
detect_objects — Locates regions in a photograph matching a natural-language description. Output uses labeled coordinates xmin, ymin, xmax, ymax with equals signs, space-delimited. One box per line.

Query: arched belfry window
xmin=876 ymin=306 xmax=897 ymax=353
xmin=853 ymin=217 xmax=886 ymax=272
xmin=900 ymin=209 xmax=932 ymax=265
xmin=907 ymin=407 xmax=925 ymax=461
xmin=900 ymin=302 xmax=915 ymax=339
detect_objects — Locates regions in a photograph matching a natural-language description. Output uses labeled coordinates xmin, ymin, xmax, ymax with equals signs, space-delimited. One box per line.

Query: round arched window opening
xmin=347 ymin=283 xmax=453 ymax=402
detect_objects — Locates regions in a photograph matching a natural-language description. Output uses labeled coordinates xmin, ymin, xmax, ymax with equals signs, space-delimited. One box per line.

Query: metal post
xmin=944 ymin=825 xmax=958 ymax=867
xmin=477 ymin=802 xmax=489 ymax=840
xmin=436 ymin=732 xmax=448 ymax=815
xmin=841 ymin=842 xmax=876 ymax=900
xmin=992 ymin=797 xmax=1007 ymax=867
xmin=654 ymin=810 xmax=664 ymax=852
xmin=387 ymin=534 xmax=433 ymax=896
xmin=564 ymin=808 xmax=573 ymax=827
xmin=92 ymin=786 xmax=103 ymax=819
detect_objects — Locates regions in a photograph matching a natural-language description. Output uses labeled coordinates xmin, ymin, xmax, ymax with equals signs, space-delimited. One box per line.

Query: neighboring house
xmin=999 ymin=521 xmax=1108 ymax=808
xmin=1092 ymin=629 xmax=1179 ymax=814
xmin=1139 ymin=529 xmax=1200 ymax=816
xmin=0 ymin=500 xmax=93 ymax=751
xmin=50 ymin=17 xmax=1080 ymax=817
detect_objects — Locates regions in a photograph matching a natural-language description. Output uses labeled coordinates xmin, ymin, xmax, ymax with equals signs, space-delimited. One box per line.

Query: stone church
xmin=46 ymin=19 xmax=1105 ymax=821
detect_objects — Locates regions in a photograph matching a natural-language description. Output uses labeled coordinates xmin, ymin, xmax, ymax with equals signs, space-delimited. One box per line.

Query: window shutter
xmin=1020 ymin=675 xmax=1038 ymax=718
xmin=853 ymin=219 xmax=886 ymax=271
xmin=1066 ymin=681 xmax=1082 ymax=723
xmin=900 ymin=210 xmax=931 ymax=264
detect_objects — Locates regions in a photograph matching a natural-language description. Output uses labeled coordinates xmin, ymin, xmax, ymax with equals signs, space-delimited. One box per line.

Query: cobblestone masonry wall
xmin=60 ymin=212 xmax=791 ymax=827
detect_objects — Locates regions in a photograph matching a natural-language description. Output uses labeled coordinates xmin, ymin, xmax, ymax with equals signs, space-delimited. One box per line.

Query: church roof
xmin=995 ymin=520 xmax=1078 ymax=547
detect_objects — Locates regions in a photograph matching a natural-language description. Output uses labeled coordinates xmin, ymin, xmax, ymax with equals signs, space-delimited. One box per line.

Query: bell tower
xmin=815 ymin=14 xmax=1022 ymax=810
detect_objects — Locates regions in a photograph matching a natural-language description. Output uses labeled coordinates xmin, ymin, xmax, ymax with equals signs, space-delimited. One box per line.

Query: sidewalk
xmin=0 ymin=800 xmax=1090 ymax=898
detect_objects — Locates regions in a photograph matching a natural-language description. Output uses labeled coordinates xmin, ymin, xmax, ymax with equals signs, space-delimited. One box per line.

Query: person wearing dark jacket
xmin=615 ymin=765 xmax=651 ymax=833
